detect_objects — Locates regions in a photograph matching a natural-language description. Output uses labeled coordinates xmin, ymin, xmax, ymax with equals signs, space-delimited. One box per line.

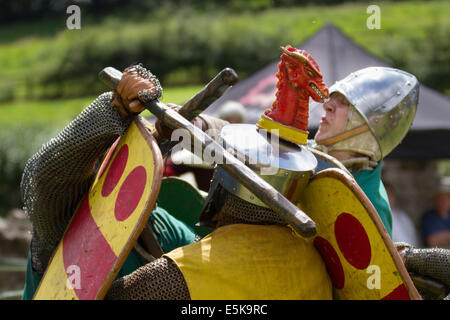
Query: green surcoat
xmin=352 ymin=161 xmax=393 ymax=237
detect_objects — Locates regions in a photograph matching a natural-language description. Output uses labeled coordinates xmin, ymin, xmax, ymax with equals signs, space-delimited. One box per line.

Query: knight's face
xmin=314 ymin=92 xmax=350 ymax=142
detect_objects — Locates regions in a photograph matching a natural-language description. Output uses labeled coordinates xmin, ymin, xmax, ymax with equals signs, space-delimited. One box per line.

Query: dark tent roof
xmin=205 ymin=24 xmax=450 ymax=159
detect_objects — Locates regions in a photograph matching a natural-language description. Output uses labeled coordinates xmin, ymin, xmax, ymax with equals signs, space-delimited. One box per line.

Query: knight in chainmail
xmin=21 ymin=91 xmax=130 ymax=275
xmin=106 ymin=67 xmax=450 ymax=300
xmin=106 ymin=154 xmax=333 ymax=299
xmin=20 ymin=65 xmax=211 ymax=299
xmin=108 ymin=67 xmax=450 ymax=300
xmin=310 ymin=67 xmax=422 ymax=237
xmin=309 ymin=67 xmax=450 ymax=299
xmin=21 ymin=64 xmax=450 ymax=300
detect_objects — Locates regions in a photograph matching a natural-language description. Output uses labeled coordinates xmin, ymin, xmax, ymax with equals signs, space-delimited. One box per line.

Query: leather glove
xmin=112 ymin=64 xmax=162 ymax=117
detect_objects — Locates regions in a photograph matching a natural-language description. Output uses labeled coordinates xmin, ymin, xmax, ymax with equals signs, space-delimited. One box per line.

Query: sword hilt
xmin=99 ymin=66 xmax=238 ymax=122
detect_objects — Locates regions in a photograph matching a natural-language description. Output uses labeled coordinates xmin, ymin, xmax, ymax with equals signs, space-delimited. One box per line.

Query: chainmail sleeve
xmin=105 ymin=256 xmax=191 ymax=300
xmin=404 ymin=247 xmax=450 ymax=286
xmin=403 ymin=247 xmax=450 ymax=299
xmin=20 ymin=92 xmax=132 ymax=274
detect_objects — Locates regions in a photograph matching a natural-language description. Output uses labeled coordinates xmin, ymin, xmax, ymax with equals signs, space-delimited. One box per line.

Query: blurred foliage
xmin=0 ymin=0 xmax=414 ymax=23
xmin=0 ymin=123 xmax=58 ymax=216
xmin=0 ymin=84 xmax=202 ymax=216
xmin=0 ymin=96 xmax=97 ymax=126
xmin=437 ymin=160 xmax=450 ymax=177
xmin=383 ymin=18 xmax=450 ymax=95
xmin=0 ymin=85 xmax=202 ymax=126
xmin=1 ymin=1 xmax=448 ymax=102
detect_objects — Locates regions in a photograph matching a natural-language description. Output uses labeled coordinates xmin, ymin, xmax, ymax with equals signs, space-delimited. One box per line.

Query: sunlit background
xmin=0 ymin=0 xmax=448 ymax=299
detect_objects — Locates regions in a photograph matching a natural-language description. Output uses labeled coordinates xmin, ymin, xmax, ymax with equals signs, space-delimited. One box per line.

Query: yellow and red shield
xmin=33 ymin=117 xmax=163 ymax=300
xmin=297 ymin=168 xmax=421 ymax=300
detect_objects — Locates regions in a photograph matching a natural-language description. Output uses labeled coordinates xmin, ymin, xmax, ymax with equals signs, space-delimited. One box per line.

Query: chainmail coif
xmin=213 ymin=189 xmax=287 ymax=227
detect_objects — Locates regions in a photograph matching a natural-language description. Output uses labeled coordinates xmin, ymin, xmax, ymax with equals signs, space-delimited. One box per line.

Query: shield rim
xmin=307 ymin=168 xmax=421 ymax=300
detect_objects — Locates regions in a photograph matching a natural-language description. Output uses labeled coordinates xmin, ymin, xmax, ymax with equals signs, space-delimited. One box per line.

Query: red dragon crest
xmin=258 ymin=46 xmax=329 ymax=144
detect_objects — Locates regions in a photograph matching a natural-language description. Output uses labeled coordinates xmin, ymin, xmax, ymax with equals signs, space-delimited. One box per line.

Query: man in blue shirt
xmin=421 ymin=178 xmax=450 ymax=248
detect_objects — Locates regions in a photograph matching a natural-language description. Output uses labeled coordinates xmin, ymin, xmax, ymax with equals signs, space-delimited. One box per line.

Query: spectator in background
xmin=420 ymin=177 xmax=450 ymax=248
xmin=385 ymin=184 xmax=420 ymax=246
xmin=217 ymin=100 xmax=246 ymax=124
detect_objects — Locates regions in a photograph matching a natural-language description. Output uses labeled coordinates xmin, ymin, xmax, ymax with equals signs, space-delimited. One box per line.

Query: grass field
xmin=0 ymin=84 xmax=204 ymax=126
xmin=0 ymin=1 xmax=448 ymax=128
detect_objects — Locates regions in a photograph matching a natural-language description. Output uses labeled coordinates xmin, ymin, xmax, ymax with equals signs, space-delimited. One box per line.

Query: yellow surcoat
xmin=164 ymin=224 xmax=332 ymax=299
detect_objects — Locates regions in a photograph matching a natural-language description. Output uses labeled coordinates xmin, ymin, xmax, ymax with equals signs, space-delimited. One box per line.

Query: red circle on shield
xmin=334 ymin=212 xmax=371 ymax=270
xmin=114 ymin=166 xmax=147 ymax=221
xmin=314 ymin=236 xmax=345 ymax=289
xmin=102 ymin=144 xmax=129 ymax=197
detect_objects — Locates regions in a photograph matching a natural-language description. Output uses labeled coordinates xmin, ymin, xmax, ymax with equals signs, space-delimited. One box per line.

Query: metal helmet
xmin=198 ymin=123 xmax=317 ymax=226
xmin=329 ymin=67 xmax=419 ymax=158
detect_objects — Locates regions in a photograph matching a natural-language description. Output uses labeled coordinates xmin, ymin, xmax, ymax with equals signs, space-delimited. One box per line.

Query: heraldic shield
xmin=33 ymin=117 xmax=163 ymax=300
xmin=297 ymin=168 xmax=421 ymax=300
